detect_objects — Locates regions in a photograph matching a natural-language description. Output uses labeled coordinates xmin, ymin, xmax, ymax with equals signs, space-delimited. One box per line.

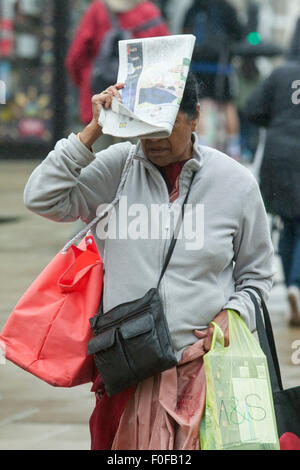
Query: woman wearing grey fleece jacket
xmin=23 ymin=75 xmax=274 ymax=449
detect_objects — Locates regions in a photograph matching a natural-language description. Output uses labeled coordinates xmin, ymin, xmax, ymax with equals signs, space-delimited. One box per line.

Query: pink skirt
xmin=111 ymin=336 xmax=207 ymax=450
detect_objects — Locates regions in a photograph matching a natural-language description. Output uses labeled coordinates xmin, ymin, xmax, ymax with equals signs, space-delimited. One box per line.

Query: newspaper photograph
xmin=98 ymin=35 xmax=196 ymax=139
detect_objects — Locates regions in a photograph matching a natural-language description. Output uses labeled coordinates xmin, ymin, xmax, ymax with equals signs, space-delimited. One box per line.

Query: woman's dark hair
xmin=179 ymin=72 xmax=201 ymax=120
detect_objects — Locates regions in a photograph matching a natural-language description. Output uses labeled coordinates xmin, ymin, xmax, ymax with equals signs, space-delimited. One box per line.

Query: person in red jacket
xmin=66 ymin=0 xmax=170 ymax=125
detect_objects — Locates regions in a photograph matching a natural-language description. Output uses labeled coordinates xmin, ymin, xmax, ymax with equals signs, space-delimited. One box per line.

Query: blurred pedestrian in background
xmin=183 ymin=0 xmax=243 ymax=160
xmin=66 ymin=0 xmax=169 ymax=126
xmin=235 ymin=57 xmax=261 ymax=161
xmin=247 ymin=17 xmax=300 ymax=327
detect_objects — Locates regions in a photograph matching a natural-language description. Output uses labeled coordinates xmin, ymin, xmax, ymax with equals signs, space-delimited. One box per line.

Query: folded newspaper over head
xmin=98 ymin=35 xmax=196 ymax=139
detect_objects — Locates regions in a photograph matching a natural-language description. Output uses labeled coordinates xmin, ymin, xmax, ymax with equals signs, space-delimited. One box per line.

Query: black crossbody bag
xmin=88 ymin=175 xmax=194 ymax=397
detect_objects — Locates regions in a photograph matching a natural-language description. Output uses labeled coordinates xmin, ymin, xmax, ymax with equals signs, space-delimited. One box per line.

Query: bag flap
xmin=88 ymin=328 xmax=115 ymax=355
xmin=120 ymin=314 xmax=154 ymax=340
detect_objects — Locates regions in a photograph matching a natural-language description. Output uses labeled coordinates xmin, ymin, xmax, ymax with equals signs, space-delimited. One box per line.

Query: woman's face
xmin=141 ymin=109 xmax=200 ymax=167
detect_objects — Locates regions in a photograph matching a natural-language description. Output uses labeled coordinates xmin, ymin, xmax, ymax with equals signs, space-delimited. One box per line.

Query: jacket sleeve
xmin=246 ymin=71 xmax=277 ymax=128
xmin=23 ymin=133 xmax=131 ymax=224
xmin=223 ymin=178 xmax=275 ymax=331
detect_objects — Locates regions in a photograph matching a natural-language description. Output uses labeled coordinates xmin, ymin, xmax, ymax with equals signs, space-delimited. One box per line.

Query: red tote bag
xmin=0 ymin=146 xmax=135 ymax=388
xmin=0 ymin=235 xmax=102 ymax=387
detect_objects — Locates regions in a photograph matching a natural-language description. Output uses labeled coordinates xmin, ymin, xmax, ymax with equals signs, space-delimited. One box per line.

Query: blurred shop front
xmin=0 ymin=0 xmax=89 ymax=159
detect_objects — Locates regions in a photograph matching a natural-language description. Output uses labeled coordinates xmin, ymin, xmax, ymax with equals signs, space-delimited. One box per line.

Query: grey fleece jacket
xmin=24 ymin=132 xmax=274 ymax=360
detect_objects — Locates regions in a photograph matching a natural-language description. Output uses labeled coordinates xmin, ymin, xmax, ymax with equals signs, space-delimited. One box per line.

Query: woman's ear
xmin=191 ymin=104 xmax=201 ymax=132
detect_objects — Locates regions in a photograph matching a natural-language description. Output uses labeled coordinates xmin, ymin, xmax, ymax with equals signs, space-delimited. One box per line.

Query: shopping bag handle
xmin=244 ymin=286 xmax=283 ymax=393
xmin=58 ymin=245 xmax=101 ymax=292
xmin=210 ymin=321 xmax=225 ymax=350
xmin=58 ymin=263 xmax=101 ymax=292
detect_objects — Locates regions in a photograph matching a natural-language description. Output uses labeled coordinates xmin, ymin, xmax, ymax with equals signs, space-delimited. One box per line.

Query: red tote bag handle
xmin=59 ymin=239 xmax=101 ymax=293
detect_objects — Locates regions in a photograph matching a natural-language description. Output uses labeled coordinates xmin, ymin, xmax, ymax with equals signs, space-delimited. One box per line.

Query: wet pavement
xmin=0 ymin=160 xmax=299 ymax=450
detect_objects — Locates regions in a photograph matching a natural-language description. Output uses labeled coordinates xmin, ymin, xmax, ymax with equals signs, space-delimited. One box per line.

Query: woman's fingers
xmin=102 ymin=83 xmax=124 ymax=103
xmin=114 ymin=83 xmax=125 ymax=92
xmin=103 ymin=93 xmax=113 ymax=109
xmin=109 ymin=83 xmax=124 ymax=102
xmin=193 ymin=329 xmax=207 ymax=339
xmin=91 ymin=83 xmax=125 ymax=126
xmin=194 ymin=311 xmax=229 ymax=354
xmin=203 ymin=325 xmax=214 ymax=352
xmin=194 ymin=325 xmax=214 ymax=353
xmin=92 ymin=83 xmax=124 ymax=106
xmin=212 ymin=310 xmax=229 ymax=347
xmin=194 ymin=328 xmax=210 ymax=353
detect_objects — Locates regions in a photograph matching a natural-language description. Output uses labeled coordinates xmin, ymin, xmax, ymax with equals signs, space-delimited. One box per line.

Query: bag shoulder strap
xmin=131 ymin=16 xmax=165 ymax=35
xmin=61 ymin=145 xmax=136 ymax=254
xmin=244 ymin=286 xmax=283 ymax=392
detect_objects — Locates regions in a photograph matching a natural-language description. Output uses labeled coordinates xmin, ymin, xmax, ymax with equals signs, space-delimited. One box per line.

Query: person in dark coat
xmin=246 ymin=18 xmax=300 ymax=326
xmin=183 ymin=0 xmax=242 ymax=103
xmin=66 ymin=0 xmax=169 ymax=125
xmin=183 ymin=0 xmax=243 ymax=159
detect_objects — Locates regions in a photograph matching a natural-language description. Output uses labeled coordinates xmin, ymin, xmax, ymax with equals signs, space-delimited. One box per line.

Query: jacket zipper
xmin=137 ymin=158 xmax=189 ymax=336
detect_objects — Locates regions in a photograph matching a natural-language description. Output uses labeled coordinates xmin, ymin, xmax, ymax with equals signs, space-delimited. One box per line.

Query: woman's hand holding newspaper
xmin=92 ymin=83 xmax=124 ymax=118
xmin=79 ymin=83 xmax=124 ymax=149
